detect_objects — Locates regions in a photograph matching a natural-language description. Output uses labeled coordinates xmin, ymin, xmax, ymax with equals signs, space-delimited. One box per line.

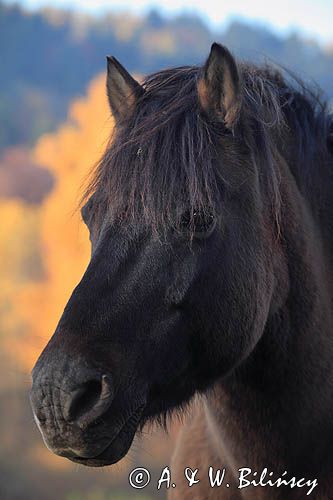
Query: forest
xmin=1 ymin=1 xmax=333 ymax=148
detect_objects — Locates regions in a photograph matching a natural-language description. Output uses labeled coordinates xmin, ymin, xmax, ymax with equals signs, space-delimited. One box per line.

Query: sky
xmin=5 ymin=0 xmax=333 ymax=45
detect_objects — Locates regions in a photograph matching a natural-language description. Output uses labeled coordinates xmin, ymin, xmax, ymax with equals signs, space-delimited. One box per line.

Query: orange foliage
xmin=13 ymin=74 xmax=114 ymax=369
xmin=0 ymin=200 xmax=40 ymax=345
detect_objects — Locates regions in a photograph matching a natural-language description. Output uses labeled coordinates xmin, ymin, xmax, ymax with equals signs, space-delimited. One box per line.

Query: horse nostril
xmin=68 ymin=380 xmax=101 ymax=420
xmin=64 ymin=374 xmax=114 ymax=428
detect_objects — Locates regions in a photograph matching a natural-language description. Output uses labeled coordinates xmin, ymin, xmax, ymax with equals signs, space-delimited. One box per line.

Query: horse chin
xmin=69 ymin=433 xmax=133 ymax=467
xmin=64 ymin=404 xmax=145 ymax=468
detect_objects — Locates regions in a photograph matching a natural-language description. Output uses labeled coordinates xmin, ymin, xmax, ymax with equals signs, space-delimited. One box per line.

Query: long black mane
xmin=83 ymin=61 xmax=332 ymax=235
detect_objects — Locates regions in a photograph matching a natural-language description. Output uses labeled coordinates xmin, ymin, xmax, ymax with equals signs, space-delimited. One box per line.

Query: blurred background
xmin=0 ymin=0 xmax=332 ymax=498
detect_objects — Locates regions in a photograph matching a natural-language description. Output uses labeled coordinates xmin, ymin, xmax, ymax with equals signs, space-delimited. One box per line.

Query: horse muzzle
xmin=30 ymin=356 xmax=145 ymax=466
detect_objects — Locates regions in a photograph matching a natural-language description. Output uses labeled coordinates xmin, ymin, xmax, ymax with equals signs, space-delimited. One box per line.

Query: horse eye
xmin=181 ymin=210 xmax=216 ymax=236
xmin=81 ymin=198 xmax=94 ymax=225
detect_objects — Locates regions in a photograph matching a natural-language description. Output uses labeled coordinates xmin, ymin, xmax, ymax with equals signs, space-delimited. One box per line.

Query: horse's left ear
xmin=106 ymin=56 xmax=144 ymax=121
xmin=197 ymin=43 xmax=241 ymax=129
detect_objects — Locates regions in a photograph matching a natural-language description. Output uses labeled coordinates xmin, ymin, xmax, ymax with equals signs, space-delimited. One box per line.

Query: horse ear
xmin=197 ymin=43 xmax=241 ymax=129
xmin=106 ymin=56 xmax=144 ymax=121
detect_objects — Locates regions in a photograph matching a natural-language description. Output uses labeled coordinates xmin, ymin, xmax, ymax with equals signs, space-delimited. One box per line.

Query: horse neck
xmin=204 ymin=147 xmax=333 ymax=474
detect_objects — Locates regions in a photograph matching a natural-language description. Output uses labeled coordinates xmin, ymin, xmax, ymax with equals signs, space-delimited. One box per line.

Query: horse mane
xmin=83 ymin=60 xmax=332 ymax=235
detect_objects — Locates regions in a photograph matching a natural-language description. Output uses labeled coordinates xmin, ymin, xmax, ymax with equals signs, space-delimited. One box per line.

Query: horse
xmin=30 ymin=43 xmax=333 ymax=498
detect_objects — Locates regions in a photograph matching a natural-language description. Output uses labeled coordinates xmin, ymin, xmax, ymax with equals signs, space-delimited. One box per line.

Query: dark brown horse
xmin=31 ymin=43 xmax=333 ymax=498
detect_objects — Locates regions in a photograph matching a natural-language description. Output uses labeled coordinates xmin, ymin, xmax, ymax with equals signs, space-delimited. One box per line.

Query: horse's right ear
xmin=106 ymin=56 xmax=144 ymax=121
xmin=197 ymin=43 xmax=241 ymax=129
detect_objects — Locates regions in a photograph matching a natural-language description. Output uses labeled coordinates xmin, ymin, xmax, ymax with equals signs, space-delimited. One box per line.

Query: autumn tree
xmin=15 ymin=74 xmax=114 ymax=368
